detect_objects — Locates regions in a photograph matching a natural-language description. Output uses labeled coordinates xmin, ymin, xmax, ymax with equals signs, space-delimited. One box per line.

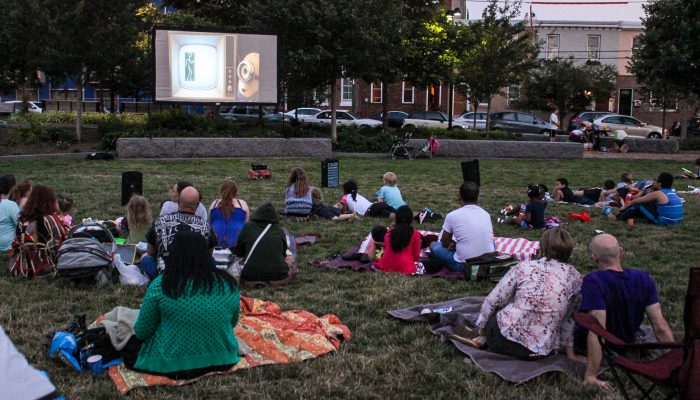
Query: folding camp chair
xmin=573 ymin=267 xmax=700 ymax=400
xmin=389 ymin=131 xmax=413 ymax=159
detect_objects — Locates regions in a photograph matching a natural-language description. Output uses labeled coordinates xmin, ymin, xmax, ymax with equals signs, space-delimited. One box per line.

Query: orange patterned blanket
xmin=108 ymin=297 xmax=351 ymax=394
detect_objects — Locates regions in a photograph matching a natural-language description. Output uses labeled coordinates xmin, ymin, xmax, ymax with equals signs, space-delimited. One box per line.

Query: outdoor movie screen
xmin=154 ymin=28 xmax=278 ymax=104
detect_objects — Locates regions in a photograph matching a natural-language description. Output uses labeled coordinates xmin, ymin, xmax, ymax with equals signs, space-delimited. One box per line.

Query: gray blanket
xmin=387 ymin=296 xmax=587 ymax=384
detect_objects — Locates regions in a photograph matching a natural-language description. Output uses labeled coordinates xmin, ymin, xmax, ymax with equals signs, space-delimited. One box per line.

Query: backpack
xmin=55 ymin=223 xmax=115 ymax=281
xmin=11 ymin=215 xmax=68 ymax=278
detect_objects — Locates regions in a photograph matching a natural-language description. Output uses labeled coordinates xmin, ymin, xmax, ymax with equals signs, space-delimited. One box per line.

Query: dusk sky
xmin=465 ymin=0 xmax=647 ymax=23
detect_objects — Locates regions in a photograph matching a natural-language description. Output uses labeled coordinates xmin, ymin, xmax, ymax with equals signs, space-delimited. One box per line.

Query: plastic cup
xmin=87 ymin=354 xmax=103 ymax=375
xmin=628 ymin=218 xmax=635 ymax=226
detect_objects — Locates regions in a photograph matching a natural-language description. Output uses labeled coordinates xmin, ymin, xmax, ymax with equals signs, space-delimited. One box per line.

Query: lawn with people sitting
xmin=0 ymin=156 xmax=698 ymax=399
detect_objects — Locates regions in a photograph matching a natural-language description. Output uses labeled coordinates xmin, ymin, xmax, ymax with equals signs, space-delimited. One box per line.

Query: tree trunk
xmin=447 ymin=83 xmax=453 ymax=130
xmin=382 ymin=81 xmax=389 ymax=134
xmin=661 ymin=104 xmax=667 ymax=138
xmin=76 ymin=77 xmax=83 ymax=142
xmin=330 ymin=80 xmax=337 ymax=141
xmin=485 ymin=97 xmax=492 ymax=138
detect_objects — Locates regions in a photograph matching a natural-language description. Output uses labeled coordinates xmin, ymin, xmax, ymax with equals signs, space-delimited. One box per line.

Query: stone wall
xmin=521 ymin=133 xmax=679 ymax=153
xmin=117 ymin=137 xmax=333 ymax=158
xmin=407 ymin=139 xmax=583 ymax=159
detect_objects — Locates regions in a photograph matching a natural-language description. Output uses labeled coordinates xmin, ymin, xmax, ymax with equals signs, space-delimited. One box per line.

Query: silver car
xmin=592 ymin=114 xmax=665 ymax=139
xmin=454 ymin=112 xmax=488 ymax=130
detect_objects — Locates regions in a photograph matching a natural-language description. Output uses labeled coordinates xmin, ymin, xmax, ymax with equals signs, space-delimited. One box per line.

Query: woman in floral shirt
xmin=474 ymin=228 xmax=582 ymax=360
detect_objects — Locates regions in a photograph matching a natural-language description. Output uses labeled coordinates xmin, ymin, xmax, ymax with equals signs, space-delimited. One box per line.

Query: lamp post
xmin=447 ymin=8 xmax=461 ymax=130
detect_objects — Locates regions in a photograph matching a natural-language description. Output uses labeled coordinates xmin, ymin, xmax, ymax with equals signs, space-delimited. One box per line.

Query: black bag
xmin=464 ymin=252 xmax=517 ymax=282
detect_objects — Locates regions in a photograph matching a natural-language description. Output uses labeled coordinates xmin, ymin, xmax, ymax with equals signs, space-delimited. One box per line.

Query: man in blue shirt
xmin=575 ymin=234 xmax=674 ymax=389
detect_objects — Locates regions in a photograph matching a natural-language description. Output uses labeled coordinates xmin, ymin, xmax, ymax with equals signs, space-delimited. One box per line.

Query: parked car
xmin=490 ymin=111 xmax=560 ymax=135
xmin=402 ymin=111 xmax=469 ymax=130
xmin=220 ymin=105 xmax=272 ymax=122
xmin=592 ymin=114 xmax=664 ymax=139
xmin=263 ymin=112 xmax=294 ymax=123
xmin=453 ymin=112 xmax=488 ymax=130
xmin=303 ymin=110 xmax=382 ymax=128
xmin=1 ymin=100 xmax=43 ymax=114
xmin=283 ymin=107 xmax=321 ymax=122
xmin=370 ymin=111 xmax=409 ymax=128
xmin=567 ymin=110 xmax=614 ymax=132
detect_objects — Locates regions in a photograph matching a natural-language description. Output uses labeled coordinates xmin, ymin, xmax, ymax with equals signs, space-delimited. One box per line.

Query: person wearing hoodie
xmin=234 ymin=203 xmax=296 ymax=287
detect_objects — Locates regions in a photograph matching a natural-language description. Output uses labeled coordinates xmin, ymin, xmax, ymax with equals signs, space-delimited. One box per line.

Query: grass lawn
xmin=0 ymin=156 xmax=697 ymax=400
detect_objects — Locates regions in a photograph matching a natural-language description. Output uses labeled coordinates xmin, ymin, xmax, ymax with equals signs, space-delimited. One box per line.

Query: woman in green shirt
xmin=131 ymin=230 xmax=240 ymax=379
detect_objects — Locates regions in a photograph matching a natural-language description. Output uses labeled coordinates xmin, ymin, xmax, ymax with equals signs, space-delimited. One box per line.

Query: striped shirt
xmin=657 ymin=188 xmax=683 ymax=225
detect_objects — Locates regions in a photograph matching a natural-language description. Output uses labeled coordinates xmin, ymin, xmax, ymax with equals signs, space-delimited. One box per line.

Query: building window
xmin=546 ymin=35 xmax=559 ymax=59
xmin=402 ymin=82 xmax=415 ymax=104
xmin=649 ymin=92 xmax=678 ymax=112
xmin=632 ymin=36 xmax=641 ymax=51
xmin=507 ymin=85 xmax=520 ymax=105
xmin=340 ymin=78 xmax=353 ymax=106
xmin=370 ymin=81 xmax=382 ymax=103
xmin=587 ymin=35 xmax=601 ymax=61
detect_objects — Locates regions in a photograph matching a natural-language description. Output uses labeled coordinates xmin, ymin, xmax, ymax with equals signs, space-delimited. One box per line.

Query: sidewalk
xmin=583 ymin=150 xmax=700 ymax=161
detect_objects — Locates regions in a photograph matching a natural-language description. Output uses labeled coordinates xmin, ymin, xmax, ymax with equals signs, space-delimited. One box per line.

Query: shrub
xmin=680 ymin=137 xmax=700 ymax=151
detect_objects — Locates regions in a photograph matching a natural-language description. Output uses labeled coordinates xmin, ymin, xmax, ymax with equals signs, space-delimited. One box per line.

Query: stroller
xmin=411 ymin=136 xmax=440 ymax=159
xmin=389 ymin=131 xmax=414 ymax=159
xmin=56 ymin=222 xmax=116 ymax=284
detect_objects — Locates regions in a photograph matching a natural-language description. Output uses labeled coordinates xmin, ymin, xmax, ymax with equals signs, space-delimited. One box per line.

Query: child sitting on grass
xmin=501 ymin=184 xmax=546 ymax=229
xmin=375 ymin=206 xmax=422 ymax=275
xmin=57 ymin=195 xmax=74 ymax=227
xmin=377 ymin=172 xmax=407 ymax=210
xmin=680 ymin=158 xmax=700 ymax=179
xmin=310 ymin=187 xmax=356 ymax=222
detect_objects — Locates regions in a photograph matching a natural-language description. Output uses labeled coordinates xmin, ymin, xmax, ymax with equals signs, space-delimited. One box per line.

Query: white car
xmin=304 ymin=110 xmax=382 ymax=128
xmin=1 ymin=100 xmax=43 ymax=113
xmin=402 ymin=111 xmax=469 ymax=130
xmin=592 ymin=114 xmax=664 ymax=139
xmin=284 ymin=108 xmax=321 ymax=122
xmin=453 ymin=112 xmax=488 ymax=130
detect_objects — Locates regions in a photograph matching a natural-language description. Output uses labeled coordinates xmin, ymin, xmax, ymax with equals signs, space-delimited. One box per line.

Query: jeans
xmin=428 ymin=242 xmax=465 ymax=272
xmin=139 ymin=255 xmax=158 ymax=280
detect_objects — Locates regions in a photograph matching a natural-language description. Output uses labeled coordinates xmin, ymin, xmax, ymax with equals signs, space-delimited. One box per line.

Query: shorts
xmin=365 ymin=202 xmax=396 ymax=218
xmin=582 ymin=188 xmax=602 ymax=202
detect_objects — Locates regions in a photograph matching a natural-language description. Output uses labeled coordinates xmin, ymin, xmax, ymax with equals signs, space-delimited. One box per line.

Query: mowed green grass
xmin=0 ymin=156 xmax=698 ymax=400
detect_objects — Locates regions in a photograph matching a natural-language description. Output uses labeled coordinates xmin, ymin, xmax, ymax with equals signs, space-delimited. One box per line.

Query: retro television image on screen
xmin=154 ymin=28 xmax=277 ymax=104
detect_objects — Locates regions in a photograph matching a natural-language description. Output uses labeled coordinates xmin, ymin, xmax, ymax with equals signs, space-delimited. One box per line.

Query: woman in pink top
xmin=474 ymin=228 xmax=582 ymax=360
xmin=376 ymin=206 xmax=421 ymax=274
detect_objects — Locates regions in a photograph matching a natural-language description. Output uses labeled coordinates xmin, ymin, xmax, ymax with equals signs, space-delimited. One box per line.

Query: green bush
xmin=680 ymin=137 xmax=700 ymax=151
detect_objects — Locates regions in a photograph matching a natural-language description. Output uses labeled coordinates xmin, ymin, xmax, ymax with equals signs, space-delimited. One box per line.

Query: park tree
xmin=0 ymin=0 xmax=50 ymax=109
xmin=630 ymin=0 xmax=700 ymax=139
xmin=516 ymin=58 xmax=617 ymax=127
xmin=37 ymin=0 xmax=148 ymax=140
xmin=454 ymin=0 xmax=539 ymax=135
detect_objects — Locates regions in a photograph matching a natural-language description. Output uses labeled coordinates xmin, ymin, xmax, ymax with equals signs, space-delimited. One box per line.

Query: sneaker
xmin=418 ymin=211 xmax=427 ymax=225
xmin=602 ymin=205 xmax=612 ymax=216
xmin=428 ymin=212 xmax=442 ymax=220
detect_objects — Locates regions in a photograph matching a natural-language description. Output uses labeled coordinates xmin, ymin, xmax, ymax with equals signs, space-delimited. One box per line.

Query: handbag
xmin=229 ymin=224 xmax=271 ymax=280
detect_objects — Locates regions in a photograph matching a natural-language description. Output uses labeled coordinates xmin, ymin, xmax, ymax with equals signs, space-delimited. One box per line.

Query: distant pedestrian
xmin=549 ymin=108 xmax=560 ymax=142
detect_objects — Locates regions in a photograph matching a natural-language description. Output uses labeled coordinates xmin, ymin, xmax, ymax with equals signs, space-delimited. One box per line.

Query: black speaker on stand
xmin=121 ymin=171 xmax=143 ymax=206
xmin=461 ymin=159 xmax=480 ymax=187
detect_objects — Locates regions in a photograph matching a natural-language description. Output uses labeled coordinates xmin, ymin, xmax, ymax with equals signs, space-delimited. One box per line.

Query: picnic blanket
xmin=309 ymin=232 xmax=540 ymax=279
xmin=107 ymin=296 xmax=351 ymax=394
xmin=387 ymin=296 xmax=586 ymax=384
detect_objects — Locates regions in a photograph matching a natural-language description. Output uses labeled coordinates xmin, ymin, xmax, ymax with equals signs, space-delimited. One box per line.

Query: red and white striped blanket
xmin=359 ymin=231 xmax=539 ymax=262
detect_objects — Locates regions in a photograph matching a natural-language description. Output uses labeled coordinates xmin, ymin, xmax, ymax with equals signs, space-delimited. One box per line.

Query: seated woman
xmin=120 ymin=195 xmax=152 ymax=244
xmin=0 ymin=175 xmax=20 ymax=253
xmin=472 ymin=228 xmax=582 ymax=360
xmin=375 ymin=206 xmax=422 ymax=274
xmin=235 ymin=203 xmax=296 ymax=287
xmin=11 ymin=185 xmax=68 ymax=278
xmin=160 ymin=180 xmax=208 ymax=220
xmin=129 ymin=231 xmax=240 ymax=380
xmin=284 ymin=168 xmax=313 ymax=216
xmin=209 ymin=180 xmax=249 ymax=248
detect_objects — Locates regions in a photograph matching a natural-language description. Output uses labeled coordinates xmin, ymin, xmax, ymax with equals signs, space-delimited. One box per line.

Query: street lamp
xmin=447 ymin=8 xmax=461 ymax=129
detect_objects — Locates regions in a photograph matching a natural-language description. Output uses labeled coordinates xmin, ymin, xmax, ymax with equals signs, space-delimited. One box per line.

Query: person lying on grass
xmin=468 ymin=228 xmax=582 ymax=361
xmin=339 ymin=179 xmax=396 ymax=220
xmin=310 ymin=187 xmax=356 ymax=222
xmin=375 ymin=206 xmax=422 ymax=275
xmin=605 ymin=172 xmax=684 ymax=225
xmin=126 ymin=231 xmax=240 ymax=380
xmin=573 ymin=234 xmax=674 ymax=389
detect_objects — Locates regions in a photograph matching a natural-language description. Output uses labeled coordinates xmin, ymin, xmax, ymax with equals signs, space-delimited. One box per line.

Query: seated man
xmin=141 ymin=187 xmax=217 ymax=279
xmin=429 ymin=182 xmax=494 ymax=272
xmin=574 ymin=234 xmax=674 ymax=389
xmin=609 ymin=172 xmax=683 ymax=225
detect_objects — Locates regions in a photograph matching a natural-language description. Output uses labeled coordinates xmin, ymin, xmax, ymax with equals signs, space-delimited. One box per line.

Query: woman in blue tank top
xmin=209 ymin=180 xmax=249 ymax=248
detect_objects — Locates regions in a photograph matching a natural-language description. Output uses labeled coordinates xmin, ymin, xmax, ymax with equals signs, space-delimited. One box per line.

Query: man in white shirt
xmin=429 ymin=182 xmax=495 ymax=271
xmin=549 ymin=108 xmax=560 ymax=142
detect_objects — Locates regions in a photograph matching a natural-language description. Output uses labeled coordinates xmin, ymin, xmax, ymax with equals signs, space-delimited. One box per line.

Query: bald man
xmin=574 ymin=234 xmax=673 ymax=389
xmin=142 ymin=186 xmax=217 ymax=279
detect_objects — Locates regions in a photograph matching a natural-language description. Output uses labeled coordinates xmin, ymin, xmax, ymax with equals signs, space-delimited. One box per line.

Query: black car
xmin=371 ymin=111 xmax=409 ymax=128
xmin=567 ymin=111 xmax=614 ymax=132
xmin=490 ymin=111 xmax=562 ymax=135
